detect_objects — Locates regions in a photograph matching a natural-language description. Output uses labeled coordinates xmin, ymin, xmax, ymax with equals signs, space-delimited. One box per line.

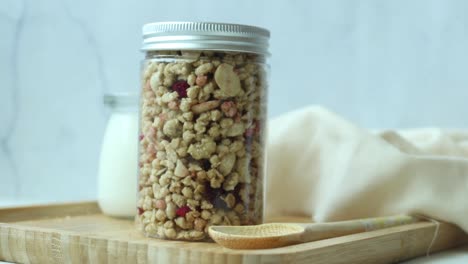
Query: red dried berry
xmin=171 ymin=80 xmax=189 ymax=98
xmin=176 ymin=206 xmax=191 ymax=217
xmin=139 ymin=134 xmax=144 ymax=141
xmin=137 ymin=207 xmax=144 ymax=215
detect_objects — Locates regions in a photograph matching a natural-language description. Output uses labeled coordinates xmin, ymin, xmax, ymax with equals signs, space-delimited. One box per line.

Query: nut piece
xmin=210 ymin=213 xmax=223 ymax=224
xmin=222 ymin=172 xmax=239 ymax=191
xmin=220 ymin=101 xmax=237 ymax=117
xmin=174 ymin=160 xmax=189 ymax=177
xmin=208 ymin=169 xmax=224 ymax=188
xmin=189 ymin=231 xmax=205 ymax=240
xmin=201 ymin=210 xmax=212 ymax=220
xmin=214 ymin=63 xmax=241 ymax=97
xmin=194 ymin=218 xmax=207 ymax=231
xmin=175 ymin=217 xmax=193 ymax=229
xmin=195 ymin=63 xmax=214 ymax=76
xmin=186 ymin=86 xmax=200 ymax=99
xmin=226 ymin=123 xmax=245 ymax=137
xmin=150 ymin=71 xmax=163 ymax=91
xmin=191 ymin=100 xmax=221 ymax=114
xmin=218 ymin=153 xmax=236 ymax=175
xmin=164 ymin=228 xmax=177 ymax=239
xmin=224 ymin=193 xmax=236 ymax=208
xmin=181 ymin=187 xmax=193 ymax=198
xmin=163 ymin=119 xmax=182 ymax=137
xmin=162 ymin=91 xmax=178 ymax=103
xmin=166 ymin=202 xmax=177 ymax=219
xmin=187 ymin=138 xmax=217 ymax=160
xmin=172 ymin=193 xmax=186 ymax=207
xmin=155 ymin=209 xmax=166 ymax=221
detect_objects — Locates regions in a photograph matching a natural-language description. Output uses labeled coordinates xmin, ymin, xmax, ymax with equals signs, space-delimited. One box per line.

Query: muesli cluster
xmin=137 ymin=50 xmax=267 ymax=240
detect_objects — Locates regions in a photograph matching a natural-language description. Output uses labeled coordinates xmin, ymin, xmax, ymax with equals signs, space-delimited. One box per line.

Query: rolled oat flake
xmin=137 ymin=21 xmax=270 ymax=241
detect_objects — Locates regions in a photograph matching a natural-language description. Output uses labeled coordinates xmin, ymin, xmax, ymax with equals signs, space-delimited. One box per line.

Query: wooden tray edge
xmin=1 ymin=202 xmax=468 ymax=263
xmin=1 ymin=218 xmax=467 ymax=255
xmin=0 ymin=201 xmax=101 ymax=223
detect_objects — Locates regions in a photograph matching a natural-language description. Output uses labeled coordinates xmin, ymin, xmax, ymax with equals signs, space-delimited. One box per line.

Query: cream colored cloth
xmin=265 ymin=106 xmax=468 ymax=232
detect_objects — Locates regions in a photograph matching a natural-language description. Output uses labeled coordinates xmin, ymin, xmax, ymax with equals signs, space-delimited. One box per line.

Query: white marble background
xmin=1 ymin=0 xmax=468 ymax=202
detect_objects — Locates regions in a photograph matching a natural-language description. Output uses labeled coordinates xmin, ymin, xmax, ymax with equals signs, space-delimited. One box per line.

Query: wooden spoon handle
xmin=300 ymin=215 xmax=419 ymax=243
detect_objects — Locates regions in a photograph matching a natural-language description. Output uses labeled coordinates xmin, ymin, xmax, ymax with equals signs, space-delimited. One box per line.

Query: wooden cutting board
xmin=0 ymin=202 xmax=467 ymax=264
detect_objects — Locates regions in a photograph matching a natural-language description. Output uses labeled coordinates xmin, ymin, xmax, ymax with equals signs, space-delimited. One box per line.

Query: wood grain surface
xmin=0 ymin=202 xmax=467 ymax=264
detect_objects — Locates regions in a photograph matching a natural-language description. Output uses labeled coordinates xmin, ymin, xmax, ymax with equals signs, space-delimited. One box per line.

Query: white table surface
xmin=0 ymin=200 xmax=467 ymax=264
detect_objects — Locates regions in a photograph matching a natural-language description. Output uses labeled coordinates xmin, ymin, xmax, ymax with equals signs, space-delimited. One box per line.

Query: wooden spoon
xmin=208 ymin=215 xmax=419 ymax=249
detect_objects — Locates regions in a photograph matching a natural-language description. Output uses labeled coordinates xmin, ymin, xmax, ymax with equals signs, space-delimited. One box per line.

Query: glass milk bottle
xmin=98 ymin=94 xmax=139 ymax=218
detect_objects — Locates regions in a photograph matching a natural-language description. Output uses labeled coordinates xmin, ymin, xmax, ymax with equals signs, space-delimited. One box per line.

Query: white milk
xmin=98 ymin=112 xmax=138 ymax=218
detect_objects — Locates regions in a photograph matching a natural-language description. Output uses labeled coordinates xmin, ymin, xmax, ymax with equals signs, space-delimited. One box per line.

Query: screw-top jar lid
xmin=142 ymin=22 xmax=270 ymax=56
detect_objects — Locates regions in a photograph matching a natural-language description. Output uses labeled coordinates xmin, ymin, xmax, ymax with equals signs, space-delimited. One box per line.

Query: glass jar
xmin=98 ymin=94 xmax=139 ymax=218
xmin=136 ymin=22 xmax=270 ymax=241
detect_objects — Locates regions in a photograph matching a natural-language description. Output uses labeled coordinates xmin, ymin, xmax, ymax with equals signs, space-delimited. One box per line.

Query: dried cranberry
xmin=139 ymin=134 xmax=144 ymax=141
xmin=137 ymin=207 xmax=144 ymax=215
xmin=176 ymin=206 xmax=191 ymax=217
xmin=171 ymin=80 xmax=189 ymax=98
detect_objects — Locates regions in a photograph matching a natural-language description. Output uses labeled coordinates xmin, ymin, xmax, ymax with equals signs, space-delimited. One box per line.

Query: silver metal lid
xmin=142 ymin=22 xmax=270 ymax=56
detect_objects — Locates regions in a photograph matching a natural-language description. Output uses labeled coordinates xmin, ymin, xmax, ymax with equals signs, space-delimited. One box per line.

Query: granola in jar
xmin=137 ymin=22 xmax=270 ymax=241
